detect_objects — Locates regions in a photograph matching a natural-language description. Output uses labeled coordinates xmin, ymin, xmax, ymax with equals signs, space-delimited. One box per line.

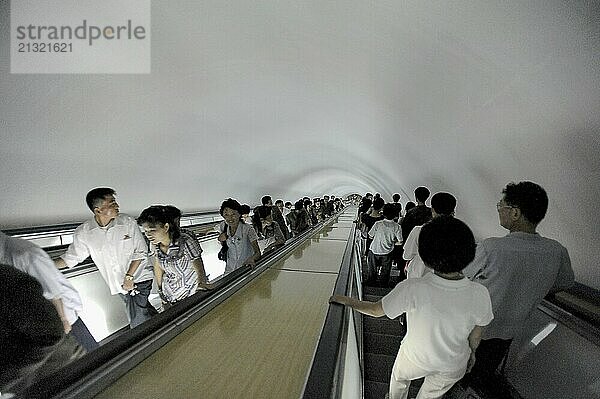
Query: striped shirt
xmin=155 ymin=231 xmax=203 ymax=303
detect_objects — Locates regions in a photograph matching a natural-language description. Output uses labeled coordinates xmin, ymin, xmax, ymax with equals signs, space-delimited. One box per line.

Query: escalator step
xmin=364 ymin=380 xmax=389 ymax=399
xmin=364 ymin=353 xmax=396 ymax=383
xmin=364 ymin=332 xmax=402 ymax=356
xmin=363 ymin=316 xmax=405 ymax=336
xmin=363 ymin=285 xmax=393 ymax=297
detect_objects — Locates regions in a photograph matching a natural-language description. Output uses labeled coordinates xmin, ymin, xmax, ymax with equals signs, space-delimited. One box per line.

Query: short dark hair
xmin=405 ymin=201 xmax=416 ymax=212
xmin=275 ymin=199 xmax=284 ymax=206
xmin=414 ymin=186 xmax=430 ymax=203
xmin=392 ymin=193 xmax=401 ymax=202
xmin=163 ymin=205 xmax=182 ymax=220
xmin=418 ymin=216 xmax=476 ymax=273
xmin=373 ymin=197 xmax=385 ymax=211
xmin=294 ymin=200 xmax=304 ymax=210
xmin=382 ymin=203 xmax=397 ymax=220
xmin=256 ymin=205 xmax=272 ymax=219
xmin=431 ymin=192 xmax=457 ymax=215
xmin=502 ymin=181 xmax=548 ymax=225
xmin=285 ymin=201 xmax=292 ymax=207
xmin=261 ymin=195 xmax=272 ymax=205
xmin=239 ymin=204 xmax=251 ymax=215
xmin=85 ymin=187 xmax=115 ymax=212
xmin=137 ymin=205 xmax=181 ymax=241
xmin=220 ymin=198 xmax=241 ymax=216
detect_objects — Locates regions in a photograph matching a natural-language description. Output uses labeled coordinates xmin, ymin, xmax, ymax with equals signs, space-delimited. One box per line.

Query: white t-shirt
xmin=368 ymin=219 xmax=402 ymax=255
xmin=382 ymin=273 xmax=493 ymax=372
xmin=403 ymin=225 xmax=431 ymax=278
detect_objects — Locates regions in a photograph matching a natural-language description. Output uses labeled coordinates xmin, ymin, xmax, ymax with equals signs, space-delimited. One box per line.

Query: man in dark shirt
xmin=401 ymin=186 xmax=432 ymax=242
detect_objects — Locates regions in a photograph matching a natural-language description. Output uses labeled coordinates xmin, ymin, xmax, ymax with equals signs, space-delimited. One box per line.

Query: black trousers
xmin=69 ymin=317 xmax=99 ymax=352
xmin=465 ymin=337 xmax=513 ymax=397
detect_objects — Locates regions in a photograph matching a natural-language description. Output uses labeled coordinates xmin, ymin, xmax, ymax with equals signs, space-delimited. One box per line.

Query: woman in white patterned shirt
xmin=138 ymin=206 xmax=212 ymax=305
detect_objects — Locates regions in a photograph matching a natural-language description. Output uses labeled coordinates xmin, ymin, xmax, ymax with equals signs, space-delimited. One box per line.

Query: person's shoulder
xmin=74 ymin=218 xmax=96 ymax=233
xmin=116 ymin=213 xmax=137 ymax=224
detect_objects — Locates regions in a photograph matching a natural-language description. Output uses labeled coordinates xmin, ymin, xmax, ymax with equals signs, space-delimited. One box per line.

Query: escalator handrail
xmin=16 ymin=210 xmax=345 ymax=399
xmin=301 ymin=213 xmax=357 ymax=399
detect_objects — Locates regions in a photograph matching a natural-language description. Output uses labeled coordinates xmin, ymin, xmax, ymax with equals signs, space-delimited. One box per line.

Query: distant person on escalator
xmin=286 ymin=200 xmax=311 ymax=237
xmin=401 ymin=186 xmax=432 ymax=243
xmin=138 ymin=206 xmax=212 ymax=308
xmin=252 ymin=206 xmax=285 ymax=255
xmin=361 ymin=196 xmax=385 ymax=256
xmin=366 ymin=204 xmax=403 ymax=287
xmin=404 ymin=192 xmax=457 ymax=280
xmin=218 ymin=198 xmax=261 ymax=274
xmin=261 ymin=195 xmax=290 ymax=240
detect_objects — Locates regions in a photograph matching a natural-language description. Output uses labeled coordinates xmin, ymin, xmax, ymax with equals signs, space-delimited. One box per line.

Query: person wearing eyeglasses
xmin=461 ymin=181 xmax=574 ymax=397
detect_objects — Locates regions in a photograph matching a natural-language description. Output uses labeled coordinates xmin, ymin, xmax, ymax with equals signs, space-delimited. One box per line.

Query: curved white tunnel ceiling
xmin=0 ymin=1 xmax=599 ymax=288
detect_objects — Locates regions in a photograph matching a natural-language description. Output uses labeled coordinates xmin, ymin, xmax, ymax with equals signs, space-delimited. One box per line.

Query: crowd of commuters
xmin=0 ymin=187 xmax=343 ymax=395
xmin=1 ymin=181 xmax=576 ymax=399
xmin=335 ymin=181 xmax=575 ymax=399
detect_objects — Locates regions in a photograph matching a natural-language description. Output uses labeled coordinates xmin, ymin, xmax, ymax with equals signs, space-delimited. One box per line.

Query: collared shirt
xmin=0 ymin=231 xmax=83 ymax=324
xmin=382 ymin=273 xmax=493 ymax=372
xmin=225 ymin=222 xmax=258 ymax=273
xmin=463 ymin=231 xmax=574 ymax=339
xmin=154 ymin=231 xmax=203 ymax=303
xmin=368 ymin=219 xmax=402 ymax=255
xmin=403 ymin=225 xmax=431 ymax=279
xmin=61 ymin=214 xmax=152 ymax=295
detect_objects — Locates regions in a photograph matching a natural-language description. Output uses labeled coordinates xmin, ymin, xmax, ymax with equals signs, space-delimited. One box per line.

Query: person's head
xmin=418 ymin=216 xmax=476 ymax=273
xmin=220 ymin=198 xmax=242 ymax=226
xmin=365 ymin=192 xmax=373 ymax=200
xmin=359 ymin=198 xmax=372 ymax=214
xmin=431 ymin=192 xmax=457 ymax=217
xmin=138 ymin=205 xmax=181 ymax=245
xmin=294 ymin=200 xmax=304 ymax=211
xmin=284 ymin=201 xmax=292 ymax=209
xmin=392 ymin=193 xmax=401 ymax=203
xmin=324 ymin=195 xmax=330 ymax=202
xmin=498 ymin=181 xmax=548 ymax=228
xmin=163 ymin=205 xmax=182 ymax=227
xmin=303 ymin=198 xmax=312 ymax=208
xmin=257 ymin=205 xmax=273 ymax=226
xmin=86 ymin=187 xmax=118 ymax=220
xmin=374 ymin=193 xmax=381 ymax=199
xmin=261 ymin=195 xmax=273 ymax=206
xmin=382 ymin=203 xmax=397 ymax=220
xmin=372 ymin=197 xmax=385 ymax=211
xmin=275 ymin=199 xmax=284 ymax=211
xmin=414 ymin=186 xmax=430 ymax=204
xmin=405 ymin=201 xmax=416 ymax=212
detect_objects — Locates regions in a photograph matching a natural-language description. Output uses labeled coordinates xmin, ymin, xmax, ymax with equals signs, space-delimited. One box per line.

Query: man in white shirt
xmin=366 ymin=203 xmax=403 ymax=287
xmin=0 ymin=231 xmax=98 ymax=352
xmin=404 ymin=192 xmax=457 ymax=279
xmin=331 ymin=217 xmax=493 ymax=399
xmin=55 ymin=188 xmax=156 ymax=328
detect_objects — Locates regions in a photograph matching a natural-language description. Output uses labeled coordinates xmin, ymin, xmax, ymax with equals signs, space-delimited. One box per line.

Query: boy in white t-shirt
xmin=367 ymin=203 xmax=403 ymax=286
xmin=330 ymin=216 xmax=493 ymax=399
